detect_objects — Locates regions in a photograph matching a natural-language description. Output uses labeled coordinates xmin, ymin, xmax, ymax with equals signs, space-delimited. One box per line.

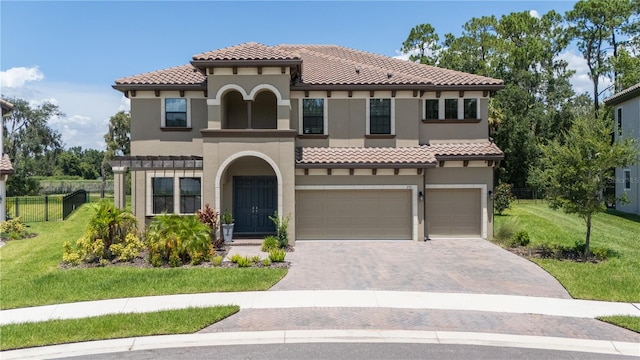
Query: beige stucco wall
xmin=202 ymin=136 xmax=297 ymax=242
xmin=130 ymin=98 xmax=205 ymax=156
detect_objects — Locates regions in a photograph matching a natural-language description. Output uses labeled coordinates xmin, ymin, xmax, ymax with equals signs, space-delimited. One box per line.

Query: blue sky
xmin=1 ymin=1 xmax=585 ymax=150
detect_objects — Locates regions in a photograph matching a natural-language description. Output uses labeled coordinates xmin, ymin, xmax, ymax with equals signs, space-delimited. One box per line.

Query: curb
xmin=2 ymin=330 xmax=639 ymax=359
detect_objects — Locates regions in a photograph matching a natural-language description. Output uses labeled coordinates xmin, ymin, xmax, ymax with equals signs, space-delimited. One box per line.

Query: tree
xmin=566 ymin=0 xmax=638 ymax=111
xmin=1 ymin=96 xmax=64 ymax=195
xmin=533 ymin=113 xmax=639 ymax=258
xmin=401 ymin=23 xmax=440 ymax=65
xmin=102 ymin=111 xmax=131 ymax=196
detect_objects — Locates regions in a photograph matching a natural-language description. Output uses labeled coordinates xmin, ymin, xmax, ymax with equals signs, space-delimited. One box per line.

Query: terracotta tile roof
xmin=115 ymin=43 xmax=503 ymax=87
xmin=427 ymin=142 xmax=504 ymax=158
xmin=296 ymin=142 xmax=503 ymax=166
xmin=193 ymin=42 xmax=300 ymax=61
xmin=114 ymin=64 xmax=205 ymax=86
xmin=296 ymin=146 xmax=436 ymax=166
xmin=604 ymin=82 xmax=640 ymax=105
xmin=276 ymin=44 xmax=502 ymax=86
xmin=0 ymin=154 xmax=14 ymax=175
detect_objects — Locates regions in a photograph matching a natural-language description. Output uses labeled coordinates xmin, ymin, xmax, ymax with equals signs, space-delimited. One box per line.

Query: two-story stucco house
xmin=111 ymin=43 xmax=504 ymax=243
xmin=605 ymin=82 xmax=640 ymax=215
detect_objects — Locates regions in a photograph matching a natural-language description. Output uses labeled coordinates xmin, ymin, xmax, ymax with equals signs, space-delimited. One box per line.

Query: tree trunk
xmin=584 ymin=214 xmax=592 ymax=260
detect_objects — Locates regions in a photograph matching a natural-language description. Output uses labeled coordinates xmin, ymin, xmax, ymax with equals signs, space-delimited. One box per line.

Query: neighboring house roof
xmin=296 ymin=142 xmax=503 ymax=168
xmin=114 ymin=42 xmax=503 ymax=90
xmin=0 ymin=154 xmax=14 ymax=175
xmin=1 ymin=99 xmax=13 ymax=116
xmin=604 ymin=82 xmax=640 ymax=106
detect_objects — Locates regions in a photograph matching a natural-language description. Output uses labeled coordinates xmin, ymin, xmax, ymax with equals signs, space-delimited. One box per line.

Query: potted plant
xmin=221 ymin=209 xmax=235 ymax=243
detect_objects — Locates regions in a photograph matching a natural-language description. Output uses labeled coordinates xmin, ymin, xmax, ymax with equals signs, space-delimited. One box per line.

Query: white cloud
xmin=529 ymin=10 xmax=540 ymax=19
xmin=1 ymin=67 xmax=129 ymax=150
xmin=0 ymin=66 xmax=44 ymax=88
xmin=559 ymin=49 xmax=614 ymax=98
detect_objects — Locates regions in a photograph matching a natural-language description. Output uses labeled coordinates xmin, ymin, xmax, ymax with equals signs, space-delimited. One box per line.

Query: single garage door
xmin=296 ymin=189 xmax=412 ymax=240
xmin=426 ymin=188 xmax=481 ymax=238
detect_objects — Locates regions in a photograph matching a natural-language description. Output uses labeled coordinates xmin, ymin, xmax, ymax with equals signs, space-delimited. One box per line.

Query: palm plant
xmin=146 ymin=214 xmax=211 ymax=266
xmin=87 ymin=201 xmax=138 ymax=259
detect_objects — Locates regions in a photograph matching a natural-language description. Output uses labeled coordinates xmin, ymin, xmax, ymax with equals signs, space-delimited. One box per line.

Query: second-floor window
xmin=425 ymin=99 xmax=439 ymax=120
xmin=464 ymin=99 xmax=478 ymax=119
xmin=368 ymin=98 xmax=392 ymax=134
xmin=444 ymin=99 xmax=458 ymax=119
xmin=153 ymin=177 xmax=174 ymax=214
xmin=617 ymin=108 xmax=623 ymax=136
xmin=302 ymin=98 xmax=325 ymax=135
xmin=180 ymin=177 xmax=201 ymax=214
xmin=165 ymin=98 xmax=188 ymax=128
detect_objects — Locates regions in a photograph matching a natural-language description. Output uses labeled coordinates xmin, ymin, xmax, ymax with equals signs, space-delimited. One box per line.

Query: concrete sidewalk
xmin=2 ymin=290 xmax=639 ymax=325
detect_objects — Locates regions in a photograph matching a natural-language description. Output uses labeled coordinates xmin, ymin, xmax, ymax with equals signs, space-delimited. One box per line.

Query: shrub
xmin=591 ymin=246 xmax=616 ymax=261
xmin=229 ymin=253 xmax=243 ymax=264
xmin=268 ymin=248 xmax=286 ymax=262
xmin=269 ymin=212 xmax=290 ymax=248
xmin=146 ymin=214 xmax=211 ymax=267
xmin=87 ymin=201 xmax=138 ymax=259
xmin=261 ymin=236 xmax=279 ymax=252
xmin=109 ymin=233 xmax=144 ymax=261
xmin=62 ymin=234 xmax=105 ymax=265
xmin=494 ymin=183 xmax=515 ymax=215
xmin=212 ymin=255 xmax=223 ymax=266
xmin=250 ymin=255 xmax=262 ymax=263
xmin=236 ymin=256 xmax=252 ymax=268
xmin=197 ymin=204 xmax=222 ymax=249
xmin=262 ymin=258 xmax=272 ymax=266
xmin=0 ymin=217 xmax=28 ymax=240
xmin=509 ymin=230 xmax=530 ymax=247
xmin=495 ymin=217 xmax=520 ymax=242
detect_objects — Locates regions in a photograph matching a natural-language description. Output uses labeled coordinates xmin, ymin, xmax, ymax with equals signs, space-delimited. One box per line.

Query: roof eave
xmin=295 ymin=163 xmax=436 ymax=169
xmin=190 ymin=59 xmax=302 ymax=70
xmin=604 ymin=88 xmax=640 ymax=106
xmin=435 ymin=154 xmax=504 ymax=161
xmin=112 ymin=84 xmax=206 ymax=93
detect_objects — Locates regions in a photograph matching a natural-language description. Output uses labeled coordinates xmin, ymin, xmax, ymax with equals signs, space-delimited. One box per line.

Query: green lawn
xmin=0 ymin=306 xmax=239 ymax=350
xmin=495 ymin=201 xmax=640 ymax=302
xmin=0 ymin=205 xmax=287 ymax=309
xmin=495 ymin=201 xmax=640 ymax=333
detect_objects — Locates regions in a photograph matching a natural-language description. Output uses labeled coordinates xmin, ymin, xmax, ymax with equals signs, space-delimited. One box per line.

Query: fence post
xmin=15 ymin=197 xmax=19 ymax=218
xmin=45 ymin=196 xmax=49 ymax=222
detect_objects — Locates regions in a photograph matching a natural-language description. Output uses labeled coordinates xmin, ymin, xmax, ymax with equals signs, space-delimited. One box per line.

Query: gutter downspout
xmin=423 ymin=167 xmax=429 ymax=241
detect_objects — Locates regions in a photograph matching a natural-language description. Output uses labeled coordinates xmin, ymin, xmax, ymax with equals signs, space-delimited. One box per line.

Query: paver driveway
xmin=269 ymin=239 xmax=571 ymax=298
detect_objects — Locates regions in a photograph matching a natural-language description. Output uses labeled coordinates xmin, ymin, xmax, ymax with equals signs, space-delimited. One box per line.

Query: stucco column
xmin=0 ymin=174 xmax=7 ymax=222
xmin=112 ymin=166 xmax=127 ymax=209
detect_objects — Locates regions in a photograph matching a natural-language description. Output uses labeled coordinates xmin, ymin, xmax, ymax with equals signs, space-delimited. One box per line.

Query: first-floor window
xmin=444 ymin=99 xmax=458 ymax=119
xmin=302 ymin=98 xmax=325 ymax=134
xmin=180 ymin=177 xmax=201 ymax=214
xmin=624 ymin=169 xmax=631 ymax=190
xmin=369 ymin=98 xmax=391 ymax=134
xmin=153 ymin=177 xmax=174 ymax=214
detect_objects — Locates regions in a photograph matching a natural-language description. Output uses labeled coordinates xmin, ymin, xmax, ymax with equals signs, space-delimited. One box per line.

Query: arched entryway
xmin=215 ymin=151 xmax=283 ymax=236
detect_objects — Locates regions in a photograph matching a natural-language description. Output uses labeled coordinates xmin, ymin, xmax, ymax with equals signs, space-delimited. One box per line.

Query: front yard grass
xmin=0 ymin=205 xmax=287 ymax=309
xmin=0 ymin=306 xmax=239 ymax=350
xmin=495 ymin=201 xmax=640 ymax=333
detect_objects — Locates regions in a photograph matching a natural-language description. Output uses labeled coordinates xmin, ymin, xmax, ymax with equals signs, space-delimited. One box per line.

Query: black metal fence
xmin=6 ymin=190 xmax=89 ymax=222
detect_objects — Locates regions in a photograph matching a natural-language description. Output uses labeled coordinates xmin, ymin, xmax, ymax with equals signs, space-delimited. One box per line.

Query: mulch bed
xmin=507 ymin=245 xmax=602 ymax=263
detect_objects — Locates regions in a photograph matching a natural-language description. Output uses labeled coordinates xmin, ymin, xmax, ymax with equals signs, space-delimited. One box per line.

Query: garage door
xmin=426 ymin=189 xmax=481 ymax=238
xmin=296 ymin=189 xmax=412 ymax=240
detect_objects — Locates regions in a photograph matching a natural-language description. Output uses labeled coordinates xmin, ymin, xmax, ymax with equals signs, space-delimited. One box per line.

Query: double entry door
xmin=233 ymin=176 xmax=277 ymax=234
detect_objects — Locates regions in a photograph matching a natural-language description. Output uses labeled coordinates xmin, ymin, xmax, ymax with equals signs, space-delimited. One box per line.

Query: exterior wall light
xmin=418 ymin=191 xmax=424 ymax=201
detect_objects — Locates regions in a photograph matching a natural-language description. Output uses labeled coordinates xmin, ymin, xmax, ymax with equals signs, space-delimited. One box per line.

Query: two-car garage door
xmin=295 ymin=187 xmax=482 ymax=240
xmin=296 ymin=189 xmax=412 ymax=240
